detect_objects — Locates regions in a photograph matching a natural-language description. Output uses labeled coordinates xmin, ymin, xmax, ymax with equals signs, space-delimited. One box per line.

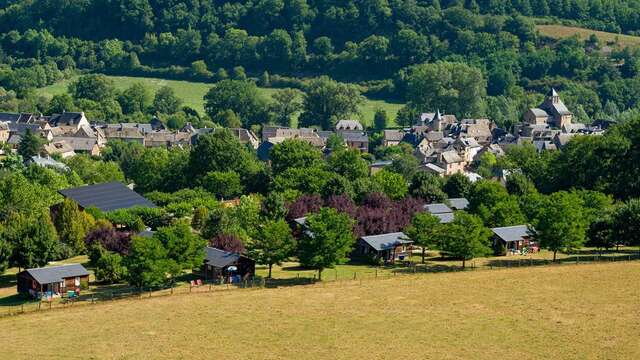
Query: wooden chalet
xmin=199 ymin=247 xmax=255 ymax=283
xmin=353 ymin=232 xmax=413 ymax=263
xmin=491 ymin=225 xmax=537 ymax=255
xmin=17 ymin=264 xmax=89 ymax=299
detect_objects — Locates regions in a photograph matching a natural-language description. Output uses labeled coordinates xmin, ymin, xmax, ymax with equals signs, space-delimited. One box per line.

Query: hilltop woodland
xmin=2 ymin=1 xmax=640 ymax=130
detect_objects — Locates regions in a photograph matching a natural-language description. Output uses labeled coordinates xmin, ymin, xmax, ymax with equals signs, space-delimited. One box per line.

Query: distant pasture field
xmin=36 ymin=75 xmax=404 ymax=126
xmin=537 ymin=24 xmax=640 ymax=49
xmin=1 ymin=262 xmax=639 ymax=359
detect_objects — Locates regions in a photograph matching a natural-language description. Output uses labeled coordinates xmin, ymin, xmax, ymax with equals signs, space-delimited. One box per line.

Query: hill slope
xmin=2 ymin=262 xmax=639 ymax=359
xmin=36 ymin=75 xmax=404 ymax=126
xmin=537 ymin=24 xmax=640 ymax=49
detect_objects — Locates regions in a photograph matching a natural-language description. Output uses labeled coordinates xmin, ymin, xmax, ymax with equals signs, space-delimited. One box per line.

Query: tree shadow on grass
xmin=0 ymin=294 xmax=32 ymax=306
xmin=0 ymin=273 xmax=16 ymax=289
xmin=261 ymin=277 xmax=318 ymax=288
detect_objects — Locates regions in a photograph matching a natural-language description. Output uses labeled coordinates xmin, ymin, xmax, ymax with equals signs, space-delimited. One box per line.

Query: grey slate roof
xmin=49 ymin=112 xmax=85 ymax=127
xmin=360 ymin=232 xmax=412 ymax=251
xmin=336 ymin=119 xmax=364 ymax=131
xmin=339 ymin=130 xmax=368 ymax=142
xmin=204 ymin=247 xmax=241 ymax=268
xmin=448 ymin=198 xmax=469 ymax=210
xmin=425 ymin=203 xmax=453 ymax=214
xmin=491 ymin=225 xmax=532 ymax=242
xmin=28 ymin=156 xmax=69 ymax=171
xmin=433 ymin=212 xmax=455 ymax=224
xmin=529 ymin=108 xmax=549 ymax=117
xmin=59 ymin=182 xmax=156 ymax=212
xmin=383 ymin=130 xmax=404 ymax=141
xmin=441 ymin=150 xmax=463 ymax=164
xmin=26 ymin=264 xmax=89 ymax=285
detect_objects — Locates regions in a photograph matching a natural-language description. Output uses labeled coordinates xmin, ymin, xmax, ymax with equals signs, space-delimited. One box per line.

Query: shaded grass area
xmin=1 ymin=262 xmax=639 ymax=359
xmin=537 ymin=24 xmax=640 ymax=49
xmin=36 ymin=74 xmax=404 ymax=126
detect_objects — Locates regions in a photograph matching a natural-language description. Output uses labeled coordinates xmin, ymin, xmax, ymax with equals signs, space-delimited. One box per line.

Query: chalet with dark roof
xmin=199 ymin=247 xmax=255 ymax=282
xmin=353 ymin=232 xmax=412 ymax=263
xmin=491 ymin=225 xmax=537 ymax=255
xmin=17 ymin=264 xmax=89 ymax=298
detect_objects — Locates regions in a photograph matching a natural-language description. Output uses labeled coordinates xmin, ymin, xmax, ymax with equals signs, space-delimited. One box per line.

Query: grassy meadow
xmin=1 ymin=262 xmax=639 ymax=359
xmin=36 ymin=75 xmax=404 ymax=126
xmin=537 ymin=24 xmax=640 ymax=49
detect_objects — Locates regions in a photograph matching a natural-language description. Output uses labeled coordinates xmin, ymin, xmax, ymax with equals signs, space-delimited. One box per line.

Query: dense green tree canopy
xmin=298 ymin=207 xmax=355 ymax=280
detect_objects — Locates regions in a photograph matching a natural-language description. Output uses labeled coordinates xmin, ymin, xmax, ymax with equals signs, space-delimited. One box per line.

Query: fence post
xmin=353 ymin=272 xmax=356 ymax=280
xmin=576 ymin=255 xmax=579 ymax=264
xmin=375 ymin=268 xmax=377 ymax=279
xmin=21 ymin=304 xmax=24 ymax=313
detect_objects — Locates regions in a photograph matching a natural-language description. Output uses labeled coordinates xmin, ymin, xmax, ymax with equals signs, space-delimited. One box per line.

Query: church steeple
xmin=433 ymin=109 xmax=443 ymax=131
xmin=548 ymin=88 xmax=560 ymax=104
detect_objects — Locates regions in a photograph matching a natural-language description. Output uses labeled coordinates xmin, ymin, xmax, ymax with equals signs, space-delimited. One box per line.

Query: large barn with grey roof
xmin=58 ymin=182 xmax=156 ymax=212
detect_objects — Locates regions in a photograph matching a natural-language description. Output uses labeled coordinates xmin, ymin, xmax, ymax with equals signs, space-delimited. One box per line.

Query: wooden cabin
xmin=353 ymin=232 xmax=413 ymax=264
xmin=17 ymin=264 xmax=89 ymax=299
xmin=492 ymin=225 xmax=537 ymax=255
xmin=199 ymin=247 xmax=255 ymax=283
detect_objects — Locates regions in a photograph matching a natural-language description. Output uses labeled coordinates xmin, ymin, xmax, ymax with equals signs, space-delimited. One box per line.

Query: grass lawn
xmin=1 ymin=262 xmax=639 ymax=359
xmin=36 ymin=75 xmax=404 ymax=126
xmin=1 ymin=248 xmax=637 ymax=306
xmin=256 ymin=247 xmax=640 ymax=281
xmin=537 ymin=24 xmax=640 ymax=49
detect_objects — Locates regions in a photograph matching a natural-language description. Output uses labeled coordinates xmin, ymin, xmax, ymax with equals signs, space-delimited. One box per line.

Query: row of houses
xmin=0 ymin=112 xmax=260 ymax=158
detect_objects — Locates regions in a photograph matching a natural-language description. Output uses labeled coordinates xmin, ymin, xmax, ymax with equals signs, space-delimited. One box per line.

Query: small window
xmin=75 ymin=277 xmax=80 ymax=286
xmin=60 ymin=281 xmax=65 ymax=289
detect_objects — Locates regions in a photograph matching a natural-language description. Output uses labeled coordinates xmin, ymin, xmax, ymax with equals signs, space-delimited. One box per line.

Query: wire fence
xmin=1 ymin=252 xmax=639 ymax=318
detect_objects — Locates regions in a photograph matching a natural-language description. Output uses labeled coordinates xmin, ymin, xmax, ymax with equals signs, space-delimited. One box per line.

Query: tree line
xmin=3 ymin=2 xmax=640 ymax=129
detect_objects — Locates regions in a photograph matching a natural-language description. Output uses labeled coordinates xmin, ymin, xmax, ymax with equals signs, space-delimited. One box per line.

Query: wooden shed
xmin=199 ymin=247 xmax=255 ymax=283
xmin=17 ymin=264 xmax=89 ymax=299
xmin=353 ymin=232 xmax=413 ymax=264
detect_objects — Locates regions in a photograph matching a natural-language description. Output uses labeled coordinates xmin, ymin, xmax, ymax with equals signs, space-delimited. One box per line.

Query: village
xmin=1 ymin=88 xmax=606 ymax=174
xmin=0 ymin=87 xmax=633 ymax=308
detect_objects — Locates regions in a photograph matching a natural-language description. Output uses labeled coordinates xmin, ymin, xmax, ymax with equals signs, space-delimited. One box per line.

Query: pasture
xmin=0 ymin=262 xmax=638 ymax=359
xmin=36 ymin=75 xmax=404 ymax=126
xmin=537 ymin=24 xmax=640 ymax=49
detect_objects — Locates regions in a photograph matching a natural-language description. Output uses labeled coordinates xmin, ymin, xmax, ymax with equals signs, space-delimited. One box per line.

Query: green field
xmin=537 ymin=24 xmax=640 ymax=49
xmin=1 ymin=262 xmax=639 ymax=359
xmin=36 ymin=75 xmax=404 ymax=126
